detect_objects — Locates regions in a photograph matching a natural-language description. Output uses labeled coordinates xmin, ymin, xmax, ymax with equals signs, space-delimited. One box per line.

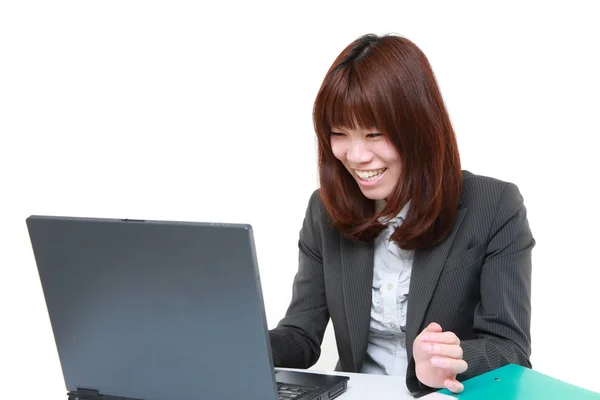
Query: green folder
xmin=435 ymin=364 xmax=600 ymax=399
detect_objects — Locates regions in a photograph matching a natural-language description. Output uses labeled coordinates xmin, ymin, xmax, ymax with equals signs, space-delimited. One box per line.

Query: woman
xmin=268 ymin=33 xmax=534 ymax=396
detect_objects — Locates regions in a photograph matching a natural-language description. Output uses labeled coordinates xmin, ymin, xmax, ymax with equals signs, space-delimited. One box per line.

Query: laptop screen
xmin=27 ymin=216 xmax=279 ymax=400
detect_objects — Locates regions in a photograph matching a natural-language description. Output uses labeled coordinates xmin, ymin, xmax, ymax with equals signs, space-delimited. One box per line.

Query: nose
xmin=347 ymin=139 xmax=372 ymax=165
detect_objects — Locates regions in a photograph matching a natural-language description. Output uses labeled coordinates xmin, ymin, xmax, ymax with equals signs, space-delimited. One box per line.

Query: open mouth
xmin=354 ymin=168 xmax=387 ymax=182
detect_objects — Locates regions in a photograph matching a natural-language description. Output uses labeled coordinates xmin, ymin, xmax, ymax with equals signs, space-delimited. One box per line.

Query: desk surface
xmin=277 ymin=368 xmax=454 ymax=400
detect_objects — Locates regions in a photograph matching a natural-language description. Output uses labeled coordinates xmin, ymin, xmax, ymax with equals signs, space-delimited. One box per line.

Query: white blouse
xmin=361 ymin=201 xmax=414 ymax=376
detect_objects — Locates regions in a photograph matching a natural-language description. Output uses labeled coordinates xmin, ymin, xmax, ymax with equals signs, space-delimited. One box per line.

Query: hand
xmin=413 ymin=322 xmax=468 ymax=393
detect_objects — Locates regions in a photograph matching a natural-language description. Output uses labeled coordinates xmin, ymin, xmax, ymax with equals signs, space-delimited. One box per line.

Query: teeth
xmin=355 ymin=168 xmax=386 ymax=181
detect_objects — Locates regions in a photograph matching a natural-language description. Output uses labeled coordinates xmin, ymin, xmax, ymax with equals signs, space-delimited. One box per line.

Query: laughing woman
xmin=269 ymin=33 xmax=535 ymax=397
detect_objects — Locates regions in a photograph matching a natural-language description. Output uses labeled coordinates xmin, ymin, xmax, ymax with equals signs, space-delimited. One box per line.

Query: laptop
xmin=26 ymin=215 xmax=349 ymax=400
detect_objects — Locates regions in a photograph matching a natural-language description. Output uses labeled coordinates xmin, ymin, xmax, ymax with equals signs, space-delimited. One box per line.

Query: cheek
xmin=388 ymin=154 xmax=402 ymax=169
xmin=375 ymin=144 xmax=401 ymax=165
xmin=381 ymin=150 xmax=402 ymax=172
xmin=330 ymin=141 xmax=346 ymax=162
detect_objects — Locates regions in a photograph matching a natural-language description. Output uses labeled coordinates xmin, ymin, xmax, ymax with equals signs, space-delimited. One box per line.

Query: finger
xmin=415 ymin=323 xmax=443 ymax=345
xmin=444 ymin=379 xmax=464 ymax=394
xmin=421 ymin=331 xmax=460 ymax=345
xmin=422 ymin=342 xmax=463 ymax=359
xmin=423 ymin=322 xmax=443 ymax=333
xmin=430 ymin=356 xmax=468 ymax=374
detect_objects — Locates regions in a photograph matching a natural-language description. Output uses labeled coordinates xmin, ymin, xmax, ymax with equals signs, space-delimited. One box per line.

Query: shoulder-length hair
xmin=313 ymin=34 xmax=462 ymax=250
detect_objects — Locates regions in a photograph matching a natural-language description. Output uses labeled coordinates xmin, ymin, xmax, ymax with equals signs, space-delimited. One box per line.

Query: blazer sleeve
xmin=269 ymin=190 xmax=330 ymax=369
xmin=457 ymin=182 xmax=535 ymax=380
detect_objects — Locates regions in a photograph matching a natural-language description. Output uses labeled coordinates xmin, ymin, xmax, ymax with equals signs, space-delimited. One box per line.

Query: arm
xmin=269 ymin=191 xmax=330 ymax=369
xmin=458 ymin=182 xmax=535 ymax=380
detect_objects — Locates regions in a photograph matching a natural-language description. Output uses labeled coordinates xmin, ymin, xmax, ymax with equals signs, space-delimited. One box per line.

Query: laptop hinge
xmin=67 ymin=388 xmax=143 ymax=400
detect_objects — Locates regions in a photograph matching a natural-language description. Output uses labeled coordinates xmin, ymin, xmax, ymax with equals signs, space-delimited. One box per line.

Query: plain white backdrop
xmin=1 ymin=1 xmax=599 ymax=398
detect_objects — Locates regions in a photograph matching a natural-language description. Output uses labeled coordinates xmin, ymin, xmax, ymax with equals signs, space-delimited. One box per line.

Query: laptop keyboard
xmin=277 ymin=384 xmax=313 ymax=399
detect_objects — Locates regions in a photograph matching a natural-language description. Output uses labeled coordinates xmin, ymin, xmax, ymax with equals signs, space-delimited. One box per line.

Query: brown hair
xmin=313 ymin=34 xmax=462 ymax=250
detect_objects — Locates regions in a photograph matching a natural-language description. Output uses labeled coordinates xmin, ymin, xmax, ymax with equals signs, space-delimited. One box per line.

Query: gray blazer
xmin=269 ymin=170 xmax=535 ymax=395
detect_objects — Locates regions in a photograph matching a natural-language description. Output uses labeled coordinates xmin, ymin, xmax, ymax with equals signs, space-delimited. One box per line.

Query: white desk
xmin=276 ymin=368 xmax=455 ymax=400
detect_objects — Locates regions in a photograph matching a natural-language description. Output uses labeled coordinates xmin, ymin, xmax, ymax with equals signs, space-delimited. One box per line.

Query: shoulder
xmin=298 ymin=189 xmax=337 ymax=252
xmin=459 ymin=171 xmax=529 ymax=238
xmin=460 ymin=170 xmax=525 ymax=210
xmin=305 ymin=188 xmax=327 ymax=219
xmin=301 ymin=188 xmax=330 ymax=233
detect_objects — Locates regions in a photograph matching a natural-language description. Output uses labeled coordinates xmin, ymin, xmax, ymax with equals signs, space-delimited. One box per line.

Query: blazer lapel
xmin=340 ymin=234 xmax=374 ymax=372
xmin=405 ymin=206 xmax=467 ymax=361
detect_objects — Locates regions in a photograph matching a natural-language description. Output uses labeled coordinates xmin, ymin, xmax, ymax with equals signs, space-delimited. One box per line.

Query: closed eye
xmin=329 ymin=131 xmax=346 ymax=137
xmin=366 ymin=133 xmax=383 ymax=138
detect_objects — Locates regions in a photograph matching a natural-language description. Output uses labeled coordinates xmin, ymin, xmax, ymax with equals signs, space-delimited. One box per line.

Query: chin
xmin=359 ymin=188 xmax=390 ymax=201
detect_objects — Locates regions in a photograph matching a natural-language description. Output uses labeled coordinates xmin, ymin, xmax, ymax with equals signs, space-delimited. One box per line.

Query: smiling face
xmin=330 ymin=126 xmax=402 ymax=201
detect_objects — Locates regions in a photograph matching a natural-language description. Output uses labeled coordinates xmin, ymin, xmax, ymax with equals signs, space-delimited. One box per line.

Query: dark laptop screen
xmin=27 ymin=216 xmax=278 ymax=400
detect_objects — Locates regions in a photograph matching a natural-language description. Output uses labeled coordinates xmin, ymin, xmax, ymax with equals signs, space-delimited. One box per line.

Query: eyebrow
xmin=329 ymin=130 xmax=382 ymax=134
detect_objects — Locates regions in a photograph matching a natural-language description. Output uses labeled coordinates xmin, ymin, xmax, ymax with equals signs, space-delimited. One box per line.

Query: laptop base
xmin=275 ymin=371 xmax=348 ymax=400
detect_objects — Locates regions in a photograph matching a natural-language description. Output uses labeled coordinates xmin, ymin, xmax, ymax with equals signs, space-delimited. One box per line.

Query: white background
xmin=1 ymin=1 xmax=599 ymax=398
